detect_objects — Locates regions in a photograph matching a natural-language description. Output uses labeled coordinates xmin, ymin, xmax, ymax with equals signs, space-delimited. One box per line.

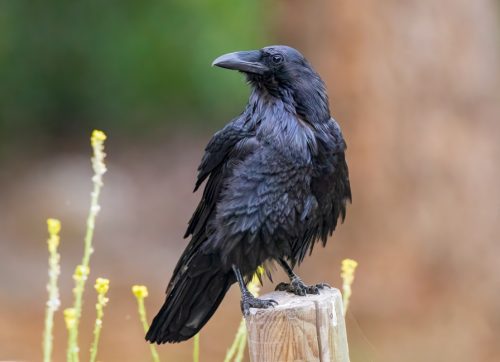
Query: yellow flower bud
xmin=64 ymin=308 xmax=77 ymax=329
xmin=248 ymin=266 xmax=265 ymax=296
xmin=91 ymin=130 xmax=107 ymax=147
xmin=253 ymin=266 xmax=265 ymax=281
xmin=47 ymin=235 xmax=60 ymax=251
xmin=341 ymin=258 xmax=358 ymax=315
xmin=94 ymin=278 xmax=110 ymax=295
xmin=132 ymin=285 xmax=149 ymax=299
xmin=341 ymin=258 xmax=358 ymax=279
xmin=47 ymin=218 xmax=61 ymax=235
xmin=73 ymin=265 xmax=90 ymax=281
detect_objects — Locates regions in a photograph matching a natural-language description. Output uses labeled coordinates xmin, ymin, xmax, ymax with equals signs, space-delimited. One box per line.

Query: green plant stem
xmin=89 ymin=294 xmax=106 ymax=362
xmin=66 ymin=135 xmax=106 ymax=362
xmin=43 ymin=235 xmax=61 ymax=362
xmin=224 ymin=269 xmax=262 ymax=362
xmin=193 ymin=333 xmax=200 ymax=362
xmin=136 ymin=297 xmax=161 ymax=362
xmin=224 ymin=318 xmax=247 ymax=362
xmin=66 ymin=182 xmax=101 ymax=362
xmin=234 ymin=331 xmax=247 ymax=362
xmin=66 ymin=336 xmax=73 ymax=362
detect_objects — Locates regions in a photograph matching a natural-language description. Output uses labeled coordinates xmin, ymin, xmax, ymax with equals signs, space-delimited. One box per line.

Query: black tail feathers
xmin=146 ymin=252 xmax=234 ymax=344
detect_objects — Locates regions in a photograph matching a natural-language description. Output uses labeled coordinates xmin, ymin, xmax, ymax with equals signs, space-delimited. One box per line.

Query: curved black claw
xmin=241 ymin=293 xmax=278 ymax=316
xmin=275 ymin=278 xmax=331 ymax=296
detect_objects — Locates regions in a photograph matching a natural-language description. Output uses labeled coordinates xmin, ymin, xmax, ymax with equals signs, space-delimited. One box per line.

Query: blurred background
xmin=1 ymin=0 xmax=499 ymax=361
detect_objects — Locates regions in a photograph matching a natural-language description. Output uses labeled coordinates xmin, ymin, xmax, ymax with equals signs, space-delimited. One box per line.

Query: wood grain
xmin=245 ymin=288 xmax=349 ymax=362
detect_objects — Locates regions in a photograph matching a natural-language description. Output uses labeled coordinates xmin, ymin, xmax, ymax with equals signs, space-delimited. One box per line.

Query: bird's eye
xmin=271 ymin=54 xmax=284 ymax=64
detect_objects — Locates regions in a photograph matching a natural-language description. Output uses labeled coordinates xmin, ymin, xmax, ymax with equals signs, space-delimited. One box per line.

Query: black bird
xmin=146 ymin=45 xmax=351 ymax=344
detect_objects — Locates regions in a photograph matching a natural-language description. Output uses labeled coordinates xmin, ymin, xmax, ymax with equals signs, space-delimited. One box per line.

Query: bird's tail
xmin=146 ymin=251 xmax=234 ymax=343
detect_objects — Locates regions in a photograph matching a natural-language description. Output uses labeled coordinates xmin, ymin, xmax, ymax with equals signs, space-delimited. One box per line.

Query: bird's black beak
xmin=212 ymin=50 xmax=268 ymax=75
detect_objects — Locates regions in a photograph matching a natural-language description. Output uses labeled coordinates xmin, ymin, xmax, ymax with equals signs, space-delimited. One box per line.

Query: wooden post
xmin=245 ymin=288 xmax=349 ymax=362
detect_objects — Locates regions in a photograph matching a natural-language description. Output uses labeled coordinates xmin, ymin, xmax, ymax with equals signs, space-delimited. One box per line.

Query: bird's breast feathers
xmin=255 ymin=112 xmax=319 ymax=164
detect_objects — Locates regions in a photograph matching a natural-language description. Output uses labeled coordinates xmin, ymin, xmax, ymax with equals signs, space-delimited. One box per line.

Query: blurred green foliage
xmin=0 ymin=1 xmax=269 ymax=141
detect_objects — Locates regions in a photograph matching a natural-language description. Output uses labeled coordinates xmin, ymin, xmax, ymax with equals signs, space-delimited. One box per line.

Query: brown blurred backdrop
xmin=1 ymin=0 xmax=499 ymax=361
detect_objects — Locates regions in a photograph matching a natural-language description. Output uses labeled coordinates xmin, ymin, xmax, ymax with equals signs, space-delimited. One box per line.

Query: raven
xmin=146 ymin=45 xmax=351 ymax=344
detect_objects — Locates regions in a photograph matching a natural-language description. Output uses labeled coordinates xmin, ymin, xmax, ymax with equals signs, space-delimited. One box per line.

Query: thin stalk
xmin=193 ymin=333 xmax=200 ymax=362
xmin=133 ymin=286 xmax=160 ymax=362
xmin=234 ymin=331 xmax=247 ymax=362
xmin=89 ymin=278 xmax=110 ymax=362
xmin=43 ymin=219 xmax=62 ymax=362
xmin=223 ymin=319 xmax=247 ymax=362
xmin=66 ymin=130 xmax=107 ymax=362
xmin=224 ymin=267 xmax=263 ymax=362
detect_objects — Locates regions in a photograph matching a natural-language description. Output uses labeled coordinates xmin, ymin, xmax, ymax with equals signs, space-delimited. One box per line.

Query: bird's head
xmin=213 ymin=45 xmax=330 ymax=122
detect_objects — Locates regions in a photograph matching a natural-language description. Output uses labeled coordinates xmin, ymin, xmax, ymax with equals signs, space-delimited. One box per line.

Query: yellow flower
xmin=94 ymin=278 xmax=110 ymax=295
xmin=247 ymin=266 xmax=265 ymax=296
xmin=47 ymin=218 xmax=61 ymax=235
xmin=341 ymin=258 xmax=358 ymax=279
xmin=47 ymin=235 xmax=60 ymax=251
xmin=64 ymin=308 xmax=77 ymax=329
xmin=252 ymin=266 xmax=265 ymax=283
xmin=91 ymin=130 xmax=107 ymax=147
xmin=73 ymin=265 xmax=90 ymax=281
xmin=132 ymin=285 xmax=149 ymax=299
xmin=341 ymin=258 xmax=358 ymax=315
xmin=46 ymin=218 xmax=61 ymax=252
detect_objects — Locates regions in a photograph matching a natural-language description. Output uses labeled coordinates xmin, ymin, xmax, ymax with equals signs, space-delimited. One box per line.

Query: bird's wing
xmin=310 ymin=118 xmax=351 ymax=248
xmin=194 ymin=119 xmax=254 ymax=192
xmin=185 ymin=117 xmax=256 ymax=239
xmin=166 ymin=118 xmax=256 ymax=293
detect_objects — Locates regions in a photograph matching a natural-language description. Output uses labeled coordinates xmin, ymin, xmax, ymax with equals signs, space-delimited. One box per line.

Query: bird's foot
xmin=275 ymin=277 xmax=330 ymax=296
xmin=241 ymin=292 xmax=278 ymax=316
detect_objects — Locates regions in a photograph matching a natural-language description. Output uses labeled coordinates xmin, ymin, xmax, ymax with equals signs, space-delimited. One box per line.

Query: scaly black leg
xmin=275 ymin=258 xmax=330 ymax=296
xmin=232 ymin=265 xmax=278 ymax=316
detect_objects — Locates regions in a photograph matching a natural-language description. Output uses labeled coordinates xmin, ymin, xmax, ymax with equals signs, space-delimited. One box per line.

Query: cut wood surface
xmin=245 ymin=288 xmax=349 ymax=362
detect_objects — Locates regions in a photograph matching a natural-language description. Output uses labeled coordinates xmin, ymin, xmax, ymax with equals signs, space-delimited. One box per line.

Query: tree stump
xmin=245 ymin=288 xmax=350 ymax=362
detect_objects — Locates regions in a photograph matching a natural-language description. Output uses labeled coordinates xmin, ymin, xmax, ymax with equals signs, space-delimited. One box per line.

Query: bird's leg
xmin=275 ymin=258 xmax=330 ymax=296
xmin=232 ymin=265 xmax=278 ymax=316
